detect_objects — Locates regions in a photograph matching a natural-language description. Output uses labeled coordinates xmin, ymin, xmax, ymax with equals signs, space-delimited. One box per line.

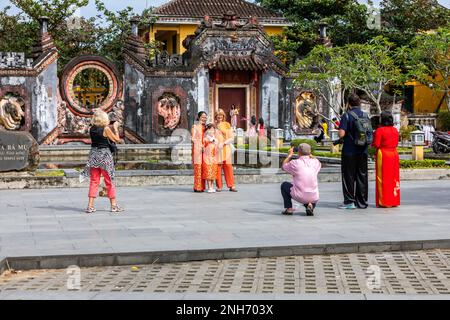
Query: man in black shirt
xmin=338 ymin=94 xmax=369 ymax=210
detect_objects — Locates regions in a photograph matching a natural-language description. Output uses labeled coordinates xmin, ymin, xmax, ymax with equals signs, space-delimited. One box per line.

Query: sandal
xmin=306 ymin=203 xmax=315 ymax=216
xmin=85 ymin=207 xmax=96 ymax=214
xmin=282 ymin=209 xmax=294 ymax=216
xmin=229 ymin=187 xmax=238 ymax=192
xmin=111 ymin=205 xmax=124 ymax=213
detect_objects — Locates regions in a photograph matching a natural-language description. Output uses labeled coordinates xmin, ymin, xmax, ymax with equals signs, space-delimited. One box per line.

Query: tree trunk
xmin=447 ymin=90 xmax=450 ymax=112
xmin=376 ymin=83 xmax=383 ymax=115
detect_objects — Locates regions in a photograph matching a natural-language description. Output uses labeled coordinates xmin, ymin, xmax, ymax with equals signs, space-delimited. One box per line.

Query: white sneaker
xmin=207 ymin=189 xmax=216 ymax=193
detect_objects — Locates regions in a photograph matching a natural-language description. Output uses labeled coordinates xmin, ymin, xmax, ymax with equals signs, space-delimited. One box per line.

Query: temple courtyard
xmin=0 ymin=180 xmax=450 ymax=299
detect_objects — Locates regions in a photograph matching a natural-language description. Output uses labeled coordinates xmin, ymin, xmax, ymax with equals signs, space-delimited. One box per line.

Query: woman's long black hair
xmin=381 ymin=111 xmax=394 ymax=127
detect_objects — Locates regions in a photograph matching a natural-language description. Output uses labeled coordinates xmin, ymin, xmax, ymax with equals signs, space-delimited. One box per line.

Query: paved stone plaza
xmin=1 ymin=180 xmax=450 ymax=299
xmin=0 ymin=180 xmax=449 ymax=260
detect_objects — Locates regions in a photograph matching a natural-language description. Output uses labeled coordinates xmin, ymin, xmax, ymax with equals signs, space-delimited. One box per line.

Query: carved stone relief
xmin=294 ymin=91 xmax=319 ymax=133
xmin=157 ymin=93 xmax=181 ymax=131
xmin=0 ymin=93 xmax=25 ymax=130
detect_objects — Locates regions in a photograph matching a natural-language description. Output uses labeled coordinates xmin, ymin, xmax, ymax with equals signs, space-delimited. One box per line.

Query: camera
xmin=290 ymin=143 xmax=299 ymax=153
xmin=333 ymin=138 xmax=344 ymax=146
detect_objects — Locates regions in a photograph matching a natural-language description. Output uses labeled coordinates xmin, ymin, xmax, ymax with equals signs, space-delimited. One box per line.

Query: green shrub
xmin=290 ymin=139 xmax=318 ymax=152
xmin=437 ymin=112 xmax=450 ymax=131
xmin=278 ymin=147 xmax=291 ymax=153
xmin=35 ymin=170 xmax=65 ymax=177
xmin=313 ymin=151 xmax=341 ymax=158
xmin=399 ymin=125 xmax=416 ymax=142
xmin=271 ymin=148 xmax=342 ymax=158
xmin=400 ymin=160 xmax=448 ymax=169
xmin=396 ymin=147 xmax=432 ymax=154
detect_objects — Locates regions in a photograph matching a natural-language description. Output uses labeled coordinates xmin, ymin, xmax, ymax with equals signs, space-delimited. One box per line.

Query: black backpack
xmin=348 ymin=110 xmax=373 ymax=147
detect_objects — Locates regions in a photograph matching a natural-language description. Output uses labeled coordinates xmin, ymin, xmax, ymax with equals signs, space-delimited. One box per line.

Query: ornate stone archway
xmin=60 ymin=55 xmax=123 ymax=117
xmin=53 ymin=55 xmax=124 ymax=144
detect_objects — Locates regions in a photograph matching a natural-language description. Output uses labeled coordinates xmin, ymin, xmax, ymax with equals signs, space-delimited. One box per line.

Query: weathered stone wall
xmin=124 ymin=62 xmax=146 ymax=140
xmin=0 ymin=59 xmax=58 ymax=142
xmin=195 ymin=68 xmax=210 ymax=116
xmin=124 ymin=62 xmax=197 ymax=143
xmin=31 ymin=60 xmax=58 ymax=141
xmin=123 ymin=16 xmax=293 ymax=144
xmin=281 ymin=77 xmax=295 ymax=140
xmin=260 ymin=69 xmax=281 ymax=129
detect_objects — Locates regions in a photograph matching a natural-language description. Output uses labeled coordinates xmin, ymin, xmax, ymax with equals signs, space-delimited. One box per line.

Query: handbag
xmin=108 ymin=139 xmax=119 ymax=165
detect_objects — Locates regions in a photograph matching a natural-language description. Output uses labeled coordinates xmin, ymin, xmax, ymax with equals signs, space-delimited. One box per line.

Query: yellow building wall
xmin=263 ymin=26 xmax=285 ymax=36
xmin=150 ymin=24 xmax=198 ymax=54
xmin=149 ymin=24 xmax=284 ymax=54
xmin=406 ymin=75 xmax=449 ymax=114
xmin=178 ymin=25 xmax=198 ymax=53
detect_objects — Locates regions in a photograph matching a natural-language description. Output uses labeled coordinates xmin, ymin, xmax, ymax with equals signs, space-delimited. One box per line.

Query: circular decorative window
xmin=60 ymin=55 xmax=122 ymax=117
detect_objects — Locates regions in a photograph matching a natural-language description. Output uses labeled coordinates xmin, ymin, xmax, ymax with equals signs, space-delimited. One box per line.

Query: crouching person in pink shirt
xmin=281 ymin=143 xmax=321 ymax=216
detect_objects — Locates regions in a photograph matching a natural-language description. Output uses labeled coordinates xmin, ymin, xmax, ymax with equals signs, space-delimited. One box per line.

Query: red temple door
xmin=218 ymin=88 xmax=246 ymax=129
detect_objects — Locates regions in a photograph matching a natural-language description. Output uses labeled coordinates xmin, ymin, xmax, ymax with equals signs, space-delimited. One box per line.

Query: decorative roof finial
xmin=318 ymin=20 xmax=332 ymax=48
xmin=38 ymin=16 xmax=49 ymax=35
xmin=130 ymin=16 xmax=140 ymax=37
xmin=32 ymin=16 xmax=57 ymax=59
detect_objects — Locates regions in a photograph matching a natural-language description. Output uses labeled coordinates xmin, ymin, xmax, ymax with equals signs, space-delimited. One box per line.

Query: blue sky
xmin=1 ymin=0 xmax=449 ymax=16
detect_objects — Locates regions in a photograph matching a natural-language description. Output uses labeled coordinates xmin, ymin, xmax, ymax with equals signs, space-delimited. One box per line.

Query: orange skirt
xmin=202 ymin=163 xmax=218 ymax=181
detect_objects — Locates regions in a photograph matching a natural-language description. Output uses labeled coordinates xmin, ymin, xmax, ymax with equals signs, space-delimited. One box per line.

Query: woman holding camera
xmin=80 ymin=109 xmax=123 ymax=213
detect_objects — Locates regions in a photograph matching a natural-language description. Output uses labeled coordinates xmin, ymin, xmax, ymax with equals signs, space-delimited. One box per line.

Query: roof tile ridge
xmin=154 ymin=0 xmax=180 ymax=14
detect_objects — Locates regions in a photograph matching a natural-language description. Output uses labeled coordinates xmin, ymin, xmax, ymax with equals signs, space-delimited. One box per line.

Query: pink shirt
xmin=282 ymin=156 xmax=321 ymax=204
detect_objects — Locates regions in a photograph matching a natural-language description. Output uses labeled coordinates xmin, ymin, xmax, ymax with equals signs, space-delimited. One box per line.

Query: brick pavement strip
xmin=1 ymin=250 xmax=450 ymax=296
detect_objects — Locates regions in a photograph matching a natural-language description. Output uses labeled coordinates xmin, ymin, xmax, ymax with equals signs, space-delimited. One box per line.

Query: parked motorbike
xmin=431 ymin=131 xmax=450 ymax=154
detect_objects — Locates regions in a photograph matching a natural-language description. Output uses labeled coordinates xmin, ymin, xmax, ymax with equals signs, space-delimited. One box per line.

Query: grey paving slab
xmin=0 ymin=181 xmax=449 ymax=262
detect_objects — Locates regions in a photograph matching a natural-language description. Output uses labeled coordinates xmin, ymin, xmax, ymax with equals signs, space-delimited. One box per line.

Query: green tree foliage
xmin=259 ymin=0 xmax=449 ymax=63
xmin=341 ymin=37 xmax=402 ymax=114
xmin=0 ymin=6 xmax=36 ymax=55
xmin=1 ymin=0 xmax=158 ymax=72
xmin=437 ymin=112 xmax=450 ymax=131
xmin=10 ymin=0 xmax=89 ymax=33
xmin=6 ymin=0 xmax=98 ymax=70
xmin=291 ymin=45 xmax=343 ymax=116
xmin=292 ymin=37 xmax=402 ymax=114
xmin=257 ymin=0 xmax=377 ymax=62
xmin=403 ymin=28 xmax=450 ymax=112
xmin=381 ymin=0 xmax=450 ymax=46
xmin=94 ymin=1 xmax=158 ymax=71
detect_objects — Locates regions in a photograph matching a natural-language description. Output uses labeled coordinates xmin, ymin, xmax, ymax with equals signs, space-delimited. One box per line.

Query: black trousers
xmin=341 ymin=153 xmax=368 ymax=208
xmin=281 ymin=182 xmax=317 ymax=209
